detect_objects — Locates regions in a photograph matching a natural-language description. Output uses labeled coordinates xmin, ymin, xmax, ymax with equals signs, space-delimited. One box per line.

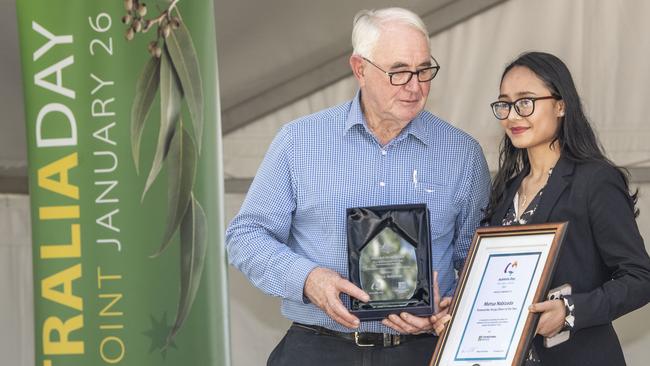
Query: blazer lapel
xmin=491 ymin=171 xmax=526 ymax=226
xmin=530 ymin=156 xmax=575 ymax=224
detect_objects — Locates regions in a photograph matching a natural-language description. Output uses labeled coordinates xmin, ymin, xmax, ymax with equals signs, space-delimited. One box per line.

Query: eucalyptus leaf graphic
xmin=166 ymin=21 xmax=204 ymax=152
xmin=125 ymin=1 xmax=209 ymax=349
xmin=131 ymin=57 xmax=160 ymax=173
xmin=150 ymin=122 xmax=197 ymax=258
xmin=166 ymin=194 xmax=207 ymax=347
xmin=142 ymin=49 xmax=183 ymax=201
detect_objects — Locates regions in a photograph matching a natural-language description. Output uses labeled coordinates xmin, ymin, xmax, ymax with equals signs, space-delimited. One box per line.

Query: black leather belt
xmin=292 ymin=322 xmax=435 ymax=347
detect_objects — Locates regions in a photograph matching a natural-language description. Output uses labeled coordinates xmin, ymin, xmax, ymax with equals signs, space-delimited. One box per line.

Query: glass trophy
xmin=347 ymin=204 xmax=433 ymax=320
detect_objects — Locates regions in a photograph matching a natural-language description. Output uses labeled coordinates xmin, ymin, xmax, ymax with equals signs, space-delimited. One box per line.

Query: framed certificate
xmin=430 ymin=223 xmax=568 ymax=366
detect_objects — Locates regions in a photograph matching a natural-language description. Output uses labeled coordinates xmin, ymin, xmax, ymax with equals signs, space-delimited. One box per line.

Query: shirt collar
xmin=345 ymin=90 xmax=429 ymax=146
xmin=344 ymin=90 xmax=366 ymax=132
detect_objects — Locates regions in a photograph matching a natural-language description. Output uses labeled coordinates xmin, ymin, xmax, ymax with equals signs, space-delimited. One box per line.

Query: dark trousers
xmin=267 ymin=324 xmax=438 ymax=366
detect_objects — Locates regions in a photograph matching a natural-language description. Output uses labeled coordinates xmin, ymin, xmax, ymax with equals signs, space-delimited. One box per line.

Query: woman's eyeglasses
xmin=490 ymin=95 xmax=561 ymax=120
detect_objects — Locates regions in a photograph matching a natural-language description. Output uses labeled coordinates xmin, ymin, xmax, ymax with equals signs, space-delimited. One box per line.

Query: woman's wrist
xmin=560 ymin=294 xmax=575 ymax=331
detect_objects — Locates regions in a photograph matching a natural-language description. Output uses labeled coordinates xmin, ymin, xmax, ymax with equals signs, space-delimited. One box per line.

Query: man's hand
xmin=304 ymin=267 xmax=370 ymax=329
xmin=383 ymin=271 xmax=452 ymax=334
xmin=529 ymin=299 xmax=566 ymax=337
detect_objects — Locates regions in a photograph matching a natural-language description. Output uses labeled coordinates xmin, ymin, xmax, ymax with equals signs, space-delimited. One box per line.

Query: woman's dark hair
xmin=483 ymin=51 xmax=638 ymax=223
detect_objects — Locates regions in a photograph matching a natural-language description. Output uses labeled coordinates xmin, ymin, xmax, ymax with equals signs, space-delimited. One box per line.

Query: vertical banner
xmin=16 ymin=1 xmax=230 ymax=365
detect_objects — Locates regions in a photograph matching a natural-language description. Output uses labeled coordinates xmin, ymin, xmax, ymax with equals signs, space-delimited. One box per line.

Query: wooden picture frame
xmin=430 ymin=222 xmax=568 ymax=366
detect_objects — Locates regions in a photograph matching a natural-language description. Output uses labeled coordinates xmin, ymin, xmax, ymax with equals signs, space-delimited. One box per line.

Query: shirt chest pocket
xmin=408 ymin=181 xmax=458 ymax=236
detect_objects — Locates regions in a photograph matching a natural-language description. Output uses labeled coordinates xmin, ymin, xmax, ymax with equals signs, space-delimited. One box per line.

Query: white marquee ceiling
xmin=0 ymin=0 xmax=501 ymax=192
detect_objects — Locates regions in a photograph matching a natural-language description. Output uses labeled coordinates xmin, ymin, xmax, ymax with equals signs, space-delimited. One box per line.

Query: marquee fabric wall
xmin=223 ymin=0 xmax=650 ymax=365
xmin=0 ymin=194 xmax=34 ymax=366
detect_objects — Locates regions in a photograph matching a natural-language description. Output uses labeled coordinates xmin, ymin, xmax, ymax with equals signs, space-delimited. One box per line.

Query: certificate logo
xmin=503 ymin=261 xmax=518 ymax=275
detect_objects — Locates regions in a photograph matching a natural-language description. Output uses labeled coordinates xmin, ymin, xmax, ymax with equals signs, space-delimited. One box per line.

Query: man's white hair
xmin=351 ymin=7 xmax=429 ymax=59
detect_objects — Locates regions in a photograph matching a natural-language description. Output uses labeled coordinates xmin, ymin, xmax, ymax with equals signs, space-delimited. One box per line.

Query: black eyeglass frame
xmin=490 ymin=95 xmax=561 ymax=120
xmin=362 ymin=56 xmax=440 ymax=86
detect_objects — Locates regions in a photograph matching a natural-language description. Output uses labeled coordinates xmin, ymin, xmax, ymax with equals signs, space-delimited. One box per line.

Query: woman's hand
xmin=529 ymin=299 xmax=566 ymax=337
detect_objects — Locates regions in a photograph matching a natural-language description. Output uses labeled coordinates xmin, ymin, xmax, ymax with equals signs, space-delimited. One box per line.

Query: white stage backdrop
xmin=0 ymin=194 xmax=34 ymax=366
xmin=223 ymin=0 xmax=650 ymax=365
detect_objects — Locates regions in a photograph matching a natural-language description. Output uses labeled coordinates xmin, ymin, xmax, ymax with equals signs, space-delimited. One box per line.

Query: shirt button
xmin=381 ymin=150 xmax=387 ymax=156
xmin=379 ymin=181 xmax=386 ymax=187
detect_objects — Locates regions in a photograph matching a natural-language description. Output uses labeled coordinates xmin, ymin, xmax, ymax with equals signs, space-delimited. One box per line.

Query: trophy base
xmin=350 ymin=304 xmax=433 ymax=321
xmin=356 ymin=299 xmax=419 ymax=310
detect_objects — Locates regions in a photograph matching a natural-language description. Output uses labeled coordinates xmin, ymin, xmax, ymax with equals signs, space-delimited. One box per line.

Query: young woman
xmin=484 ymin=51 xmax=650 ymax=365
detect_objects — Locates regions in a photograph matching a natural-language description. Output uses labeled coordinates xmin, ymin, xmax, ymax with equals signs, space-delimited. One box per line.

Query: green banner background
xmin=16 ymin=1 xmax=230 ymax=365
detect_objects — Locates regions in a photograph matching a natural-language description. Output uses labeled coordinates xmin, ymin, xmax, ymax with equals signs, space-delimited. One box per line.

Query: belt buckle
xmin=354 ymin=332 xmax=375 ymax=347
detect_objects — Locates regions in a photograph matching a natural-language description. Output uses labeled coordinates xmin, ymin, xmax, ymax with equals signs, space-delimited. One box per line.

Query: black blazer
xmin=488 ymin=156 xmax=650 ymax=366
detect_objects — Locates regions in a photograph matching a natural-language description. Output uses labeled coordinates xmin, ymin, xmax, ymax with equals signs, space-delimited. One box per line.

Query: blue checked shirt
xmin=226 ymin=91 xmax=491 ymax=334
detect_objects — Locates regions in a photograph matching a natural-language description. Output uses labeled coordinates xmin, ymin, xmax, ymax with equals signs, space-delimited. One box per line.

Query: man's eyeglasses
xmin=362 ymin=56 xmax=440 ymax=86
xmin=490 ymin=95 xmax=561 ymax=120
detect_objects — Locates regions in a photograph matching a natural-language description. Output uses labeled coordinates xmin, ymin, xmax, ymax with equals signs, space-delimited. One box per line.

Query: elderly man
xmin=226 ymin=7 xmax=490 ymax=365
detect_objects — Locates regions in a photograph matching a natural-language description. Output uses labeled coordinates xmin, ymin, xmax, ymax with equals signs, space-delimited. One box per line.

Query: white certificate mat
xmin=455 ymin=252 xmax=541 ymax=361
xmin=430 ymin=223 xmax=567 ymax=366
